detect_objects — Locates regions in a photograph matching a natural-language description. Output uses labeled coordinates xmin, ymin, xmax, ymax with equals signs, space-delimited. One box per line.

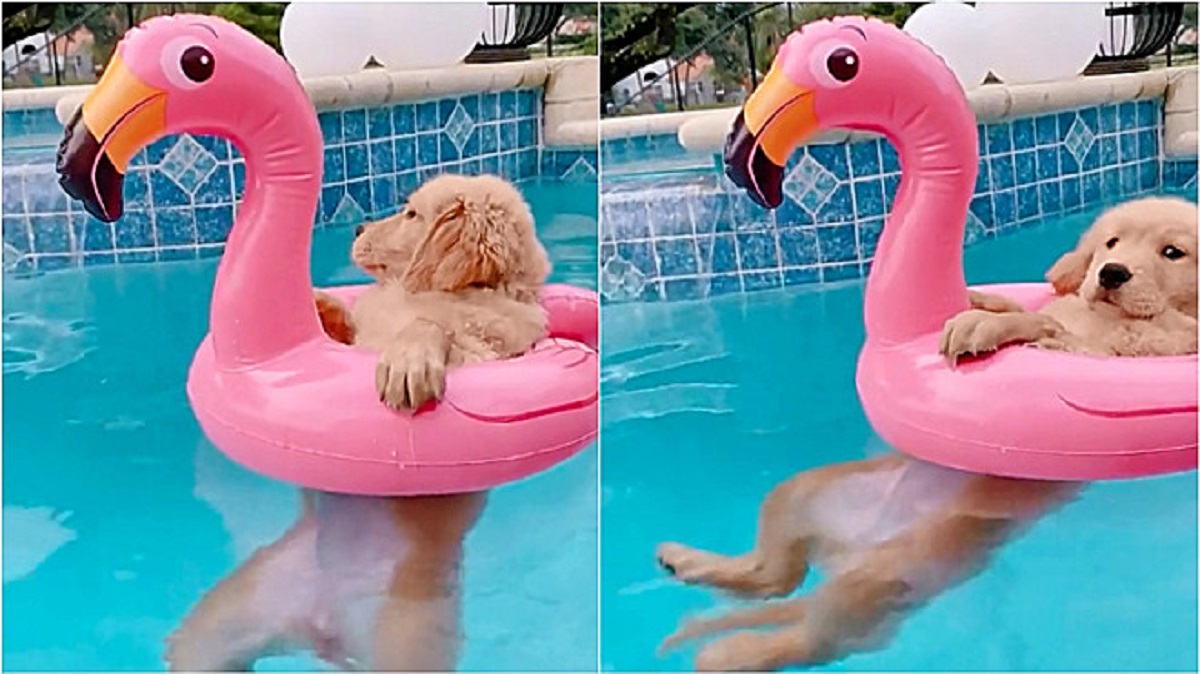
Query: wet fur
xmin=942 ymin=196 xmax=1198 ymax=361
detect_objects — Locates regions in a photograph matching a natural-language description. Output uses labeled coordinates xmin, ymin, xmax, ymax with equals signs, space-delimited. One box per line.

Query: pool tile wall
xmin=601 ymin=99 xmax=1176 ymax=303
xmin=3 ymin=87 xmax=596 ymax=272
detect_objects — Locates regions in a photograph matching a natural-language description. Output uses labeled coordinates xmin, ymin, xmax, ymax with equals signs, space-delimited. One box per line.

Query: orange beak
xmin=724 ymin=66 xmax=819 ymax=208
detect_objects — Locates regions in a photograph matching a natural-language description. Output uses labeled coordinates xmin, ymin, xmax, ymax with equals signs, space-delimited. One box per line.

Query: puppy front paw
xmin=375 ymin=338 xmax=448 ymax=412
xmin=939 ymin=310 xmax=1009 ymax=364
xmin=315 ymin=290 xmax=355 ymax=345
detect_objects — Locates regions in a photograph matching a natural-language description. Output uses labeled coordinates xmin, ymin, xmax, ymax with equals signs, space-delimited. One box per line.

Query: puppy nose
xmin=1098 ymin=262 xmax=1132 ymax=289
xmin=354 ymin=225 xmax=365 ymax=238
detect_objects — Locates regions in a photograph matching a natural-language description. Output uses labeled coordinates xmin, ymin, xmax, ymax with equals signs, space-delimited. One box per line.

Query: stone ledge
xmin=602 ymin=67 xmax=1194 ymax=155
xmin=10 ymin=56 xmax=599 ymax=148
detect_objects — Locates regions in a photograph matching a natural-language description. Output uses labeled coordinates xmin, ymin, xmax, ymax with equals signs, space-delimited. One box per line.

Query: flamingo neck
xmin=862 ymin=108 xmax=978 ymax=346
xmin=209 ymin=110 xmax=324 ymax=368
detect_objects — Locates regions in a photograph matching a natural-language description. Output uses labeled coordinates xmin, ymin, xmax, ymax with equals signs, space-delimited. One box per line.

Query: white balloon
xmin=369 ymin=3 xmax=489 ymax=71
xmin=280 ymin=3 xmax=375 ymax=78
xmin=976 ymin=2 xmax=1107 ymax=84
xmin=903 ymin=1 xmax=990 ymax=90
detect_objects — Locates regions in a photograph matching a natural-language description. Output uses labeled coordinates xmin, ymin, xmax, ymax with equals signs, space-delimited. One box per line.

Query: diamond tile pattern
xmin=444 ymin=103 xmax=475 ymax=153
xmin=602 ymin=98 xmax=1174 ymax=303
xmin=160 ymin=135 xmax=218 ymax=194
xmin=783 ymin=154 xmax=840 ymax=215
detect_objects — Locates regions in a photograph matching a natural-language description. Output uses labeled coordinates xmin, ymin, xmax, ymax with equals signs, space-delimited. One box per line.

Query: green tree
xmin=210 ymin=3 xmax=286 ymax=51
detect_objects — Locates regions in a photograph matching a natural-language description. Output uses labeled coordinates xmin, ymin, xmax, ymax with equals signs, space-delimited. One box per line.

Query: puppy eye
xmin=1162 ymin=245 xmax=1186 ymax=260
xmin=1105 ymin=237 xmax=1119 ymax=249
xmin=403 ymin=208 xmax=417 ymax=220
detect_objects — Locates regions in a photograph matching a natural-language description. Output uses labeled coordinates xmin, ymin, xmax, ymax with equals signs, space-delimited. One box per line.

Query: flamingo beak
xmin=724 ymin=67 xmax=818 ymax=209
xmin=57 ymin=52 xmax=167 ymax=223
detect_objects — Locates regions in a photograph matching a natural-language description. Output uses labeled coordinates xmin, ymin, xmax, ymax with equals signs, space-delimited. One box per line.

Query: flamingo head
xmin=58 ymin=14 xmax=302 ymax=222
xmin=725 ymin=16 xmax=968 ymax=208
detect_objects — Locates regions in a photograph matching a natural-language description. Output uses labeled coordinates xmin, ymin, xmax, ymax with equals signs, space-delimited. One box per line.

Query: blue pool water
xmin=600 ymin=198 xmax=1198 ymax=671
xmin=2 ymin=178 xmax=598 ymax=671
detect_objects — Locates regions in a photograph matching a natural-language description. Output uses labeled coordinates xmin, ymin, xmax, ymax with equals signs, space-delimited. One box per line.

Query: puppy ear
xmin=403 ymin=196 xmax=518 ymax=293
xmin=1046 ymin=247 xmax=1092 ymax=295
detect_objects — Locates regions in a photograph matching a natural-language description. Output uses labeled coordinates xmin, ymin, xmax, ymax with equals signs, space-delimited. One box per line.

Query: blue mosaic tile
xmin=2 ymin=174 xmax=23 ymax=214
xmin=345 ymin=144 xmax=369 ymax=180
xmin=372 ymin=176 xmax=396 ymax=216
xmin=500 ymin=91 xmax=518 ymax=118
xmin=347 ymin=180 xmax=371 ymax=218
xmin=852 ymin=179 xmax=885 ymax=218
xmin=969 ymin=195 xmax=994 ymax=231
xmin=709 ymin=274 xmax=742 ymax=295
xmin=116 ymin=210 xmax=154 ymax=248
xmin=881 ymin=142 xmax=900 ymax=173
xmin=440 ymin=134 xmax=461 ymax=162
xmin=518 ymin=118 xmax=537 ymax=148
xmin=1139 ymin=160 xmax=1159 ymax=191
xmin=117 ymin=250 xmax=156 ymax=264
xmin=1102 ymin=167 xmax=1120 ymax=195
xmin=1098 ymin=105 xmax=1118 ymax=134
xmin=695 ymin=234 xmax=735 ymax=274
xmin=1137 ymin=129 xmax=1158 ymax=158
xmin=77 ymin=214 xmax=114 ymax=252
xmin=661 ymin=278 xmax=702 ymax=301
xmin=158 ymin=247 xmax=196 ymax=262
xmin=986 ymin=122 xmax=1013 ymax=155
xmin=195 ymin=135 xmax=230 ymax=161
xmin=778 ymin=227 xmax=818 ymax=267
xmin=233 ymin=162 xmax=246 ymax=196
xmin=736 ymin=231 xmax=779 ymax=270
xmin=655 ymin=238 xmax=698 ymax=277
xmin=1039 ymin=181 xmax=1062 ymax=214
xmin=195 ymin=205 xmax=233 ymax=244
xmin=342 ymin=109 xmax=367 ymax=142
xmin=479 ymin=93 xmax=499 ymax=123
xmin=150 ymin=171 xmax=191 ymax=207
xmin=993 ymin=190 xmax=1016 ymax=227
xmin=3 ymin=216 xmax=29 ymax=252
xmin=1059 ymin=146 xmax=1080 ymax=175
xmin=1012 ymin=118 xmax=1035 ymax=151
xmin=368 ymin=107 xmax=392 ymax=139
xmin=883 ymin=174 xmax=900 ymax=211
xmin=396 ymin=171 xmax=420 ymax=200
xmin=807 ymin=144 xmax=850 ymax=181
xmin=30 ymin=215 xmax=69 ymax=254
xmin=24 ymin=172 xmax=67 ymax=212
xmin=416 ymin=102 xmax=440 ymax=132
xmin=394 ymin=137 xmax=416 ymax=171
xmin=193 ymin=165 xmax=233 ymax=206
xmin=143 ymin=136 xmax=177 ymax=166
xmin=1118 ymin=133 xmax=1137 ymax=163
xmin=1035 ymin=115 xmax=1058 ymax=146
xmin=1136 ymin=99 xmax=1157 ymax=128
xmin=481 ymin=155 xmax=500 ymax=176
xmin=125 ymin=169 xmax=151 ymax=209
xmin=744 ymin=270 xmax=782 ymax=291
xmin=369 ymin=140 xmax=394 ymax=175
xmin=821 ymin=263 xmax=860 ymax=283
xmin=156 ymin=208 xmax=196 ymax=246
xmin=649 ymin=195 xmax=692 ymax=237
xmin=318 ymin=112 xmax=342 ymax=145
xmin=1016 ymin=185 xmax=1039 ymax=220
xmin=974 ymin=159 xmax=991 ymax=194
xmin=1035 ymin=148 xmax=1060 ymax=181
xmin=38 ymin=254 xmax=74 ymax=271
xmin=417 ymin=134 xmax=439 ymax=166
xmin=518 ymin=90 xmax=537 ymax=117
xmin=1014 ymin=151 xmax=1036 ymax=184
xmin=1117 ymin=102 xmax=1137 ymax=131
xmin=857 ymin=217 xmax=884 ymax=259
xmin=1120 ymin=164 xmax=1138 ymax=194
xmin=1082 ymin=172 xmax=1103 ymax=204
xmin=616 ymin=240 xmax=659 ymax=278
xmin=462 ymin=129 xmax=481 ymax=159
xmin=320 ymin=185 xmax=343 ymax=223
xmin=1062 ymin=175 xmax=1082 ymax=210
xmin=392 ymin=104 xmax=416 ymax=136
xmin=849 ymin=141 xmax=881 ymax=178
xmin=500 ymin=122 xmax=519 ymax=153
xmin=816 ymin=224 xmax=857 ymax=263
xmin=815 ymin=184 xmax=854 ymax=224
xmin=783 ymin=267 xmax=819 ymax=286
xmin=990 ymin=155 xmax=1016 ymax=190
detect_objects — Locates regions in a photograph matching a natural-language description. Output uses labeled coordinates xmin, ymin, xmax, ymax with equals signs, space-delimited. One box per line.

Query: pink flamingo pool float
xmin=56 ymin=15 xmax=598 ymax=495
xmin=725 ymin=17 xmax=1197 ymax=480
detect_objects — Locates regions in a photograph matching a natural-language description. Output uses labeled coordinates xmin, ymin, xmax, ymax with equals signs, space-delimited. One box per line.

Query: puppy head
xmin=1046 ymin=197 xmax=1198 ymax=319
xmin=351 ymin=174 xmax=550 ymax=299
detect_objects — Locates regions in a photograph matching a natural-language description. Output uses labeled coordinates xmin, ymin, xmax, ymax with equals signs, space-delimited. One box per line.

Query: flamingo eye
xmin=826 ymin=47 xmax=859 ymax=82
xmin=180 ymin=46 xmax=214 ymax=83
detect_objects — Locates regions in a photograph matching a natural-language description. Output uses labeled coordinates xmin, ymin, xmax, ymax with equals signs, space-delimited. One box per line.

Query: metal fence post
xmin=743 ymin=14 xmax=757 ymax=91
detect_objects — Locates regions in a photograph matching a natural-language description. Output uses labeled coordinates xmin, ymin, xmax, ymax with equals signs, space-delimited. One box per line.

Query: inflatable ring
xmin=56 ymin=15 xmax=598 ymax=495
xmin=723 ymin=16 xmax=1197 ymax=480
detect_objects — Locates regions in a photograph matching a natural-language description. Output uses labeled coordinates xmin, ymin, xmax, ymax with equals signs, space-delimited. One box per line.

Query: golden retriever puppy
xmin=942 ymin=196 xmax=1198 ymax=361
xmin=316 ymin=172 xmax=552 ymax=410
xmin=166 ymin=491 xmax=485 ymax=672
xmin=656 ymin=456 xmax=1080 ymax=671
xmin=167 ymin=174 xmax=551 ymax=671
xmin=656 ymin=197 xmax=1198 ymax=671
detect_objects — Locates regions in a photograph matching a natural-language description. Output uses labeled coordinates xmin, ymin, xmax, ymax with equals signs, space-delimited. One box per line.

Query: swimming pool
xmin=2 ymin=177 xmax=599 ymax=671
xmin=599 ymin=197 xmax=1198 ymax=671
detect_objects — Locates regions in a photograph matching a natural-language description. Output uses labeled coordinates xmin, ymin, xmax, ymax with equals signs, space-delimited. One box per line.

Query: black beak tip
xmin=55 ymin=108 xmax=124 ymax=224
xmin=722 ymin=111 xmax=785 ymax=211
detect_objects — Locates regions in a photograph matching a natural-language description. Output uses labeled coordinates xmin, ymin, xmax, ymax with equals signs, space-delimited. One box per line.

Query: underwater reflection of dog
xmin=166 ymin=175 xmax=551 ymax=671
